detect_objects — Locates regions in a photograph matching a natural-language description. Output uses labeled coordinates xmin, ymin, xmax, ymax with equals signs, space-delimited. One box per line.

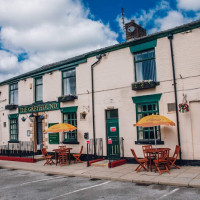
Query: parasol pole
xmin=154 ymin=126 xmax=157 ymax=149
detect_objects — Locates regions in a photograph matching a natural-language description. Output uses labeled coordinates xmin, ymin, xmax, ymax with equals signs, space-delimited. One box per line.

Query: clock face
xmin=127 ymin=26 xmax=135 ymax=33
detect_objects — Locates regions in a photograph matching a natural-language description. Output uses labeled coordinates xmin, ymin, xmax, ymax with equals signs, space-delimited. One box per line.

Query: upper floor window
xmin=9 ymin=83 xmax=18 ymax=105
xmin=35 ymin=77 xmax=43 ymax=102
xmin=62 ymin=69 xmax=76 ymax=96
xmin=134 ymin=49 xmax=157 ymax=82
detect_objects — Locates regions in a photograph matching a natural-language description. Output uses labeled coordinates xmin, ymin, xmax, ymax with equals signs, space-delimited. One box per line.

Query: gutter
xmin=91 ymin=55 xmax=103 ymax=157
xmin=168 ymin=34 xmax=182 ymax=161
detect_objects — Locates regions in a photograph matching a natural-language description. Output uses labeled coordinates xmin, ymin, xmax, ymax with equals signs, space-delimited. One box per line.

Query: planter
xmin=58 ymin=95 xmax=77 ymax=102
xmin=132 ymin=81 xmax=158 ymax=91
xmin=5 ymin=104 xmax=18 ymax=110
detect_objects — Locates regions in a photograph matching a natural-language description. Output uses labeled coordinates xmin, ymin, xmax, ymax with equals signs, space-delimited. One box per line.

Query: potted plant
xmin=178 ymin=103 xmax=189 ymax=113
xmin=132 ymin=80 xmax=158 ymax=91
xmin=58 ymin=94 xmax=77 ymax=102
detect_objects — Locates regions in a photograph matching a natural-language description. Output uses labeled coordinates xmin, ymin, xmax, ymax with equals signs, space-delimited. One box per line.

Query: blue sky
xmin=0 ymin=0 xmax=199 ymax=81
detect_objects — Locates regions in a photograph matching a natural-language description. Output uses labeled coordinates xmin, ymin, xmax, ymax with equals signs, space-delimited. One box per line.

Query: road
xmin=0 ymin=168 xmax=200 ymax=200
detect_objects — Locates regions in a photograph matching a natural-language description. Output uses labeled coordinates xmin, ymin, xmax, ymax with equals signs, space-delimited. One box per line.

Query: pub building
xmin=0 ymin=20 xmax=200 ymax=164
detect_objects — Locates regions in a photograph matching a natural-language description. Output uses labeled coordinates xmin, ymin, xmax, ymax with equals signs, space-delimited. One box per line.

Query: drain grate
xmin=90 ymin=178 xmax=101 ymax=181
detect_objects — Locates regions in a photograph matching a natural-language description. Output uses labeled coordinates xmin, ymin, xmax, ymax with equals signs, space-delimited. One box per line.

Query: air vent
xmin=168 ymin=103 xmax=176 ymax=112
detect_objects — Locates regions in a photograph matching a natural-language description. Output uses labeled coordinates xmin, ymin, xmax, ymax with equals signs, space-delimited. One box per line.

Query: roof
xmin=1 ymin=19 xmax=200 ymax=86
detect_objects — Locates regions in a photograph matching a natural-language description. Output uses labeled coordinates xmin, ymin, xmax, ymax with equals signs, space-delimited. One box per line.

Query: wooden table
xmin=144 ymin=148 xmax=171 ymax=172
xmin=52 ymin=148 xmax=72 ymax=165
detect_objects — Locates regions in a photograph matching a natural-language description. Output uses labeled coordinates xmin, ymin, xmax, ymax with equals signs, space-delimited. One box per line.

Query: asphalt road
xmin=0 ymin=168 xmax=200 ymax=200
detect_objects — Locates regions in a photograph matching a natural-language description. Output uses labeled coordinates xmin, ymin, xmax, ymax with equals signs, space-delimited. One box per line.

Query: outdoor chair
xmin=142 ymin=145 xmax=153 ymax=170
xmin=73 ymin=145 xmax=83 ymax=164
xmin=169 ymin=145 xmax=180 ymax=169
xmin=41 ymin=148 xmax=55 ymax=166
xmin=153 ymin=149 xmax=170 ymax=175
xmin=131 ymin=149 xmax=149 ymax=173
xmin=59 ymin=151 xmax=69 ymax=166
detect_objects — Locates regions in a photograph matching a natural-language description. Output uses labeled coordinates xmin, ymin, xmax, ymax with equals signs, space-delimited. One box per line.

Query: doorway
xmin=36 ymin=116 xmax=43 ymax=151
xmin=106 ymin=109 xmax=120 ymax=160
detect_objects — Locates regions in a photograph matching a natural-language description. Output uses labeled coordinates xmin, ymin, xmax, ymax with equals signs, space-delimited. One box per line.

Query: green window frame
xmin=35 ymin=77 xmax=43 ymax=102
xmin=136 ymin=102 xmax=161 ymax=143
xmin=63 ymin=112 xmax=77 ymax=142
xmin=10 ymin=118 xmax=18 ymax=142
xmin=62 ymin=69 xmax=76 ymax=96
xmin=134 ymin=48 xmax=157 ymax=82
xmin=9 ymin=83 xmax=18 ymax=105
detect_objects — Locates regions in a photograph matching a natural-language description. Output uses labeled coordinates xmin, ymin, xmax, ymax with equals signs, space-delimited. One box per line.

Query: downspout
xmin=91 ymin=55 xmax=102 ymax=157
xmin=168 ymin=34 xmax=182 ymax=161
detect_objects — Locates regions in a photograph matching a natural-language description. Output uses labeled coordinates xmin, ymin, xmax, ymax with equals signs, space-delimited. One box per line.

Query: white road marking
xmin=158 ymin=188 xmax=180 ymax=199
xmin=48 ymin=181 xmax=111 ymax=200
xmin=0 ymin=176 xmax=64 ymax=190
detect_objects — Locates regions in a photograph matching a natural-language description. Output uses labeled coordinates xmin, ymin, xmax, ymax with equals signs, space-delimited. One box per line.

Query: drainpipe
xmin=168 ymin=34 xmax=182 ymax=161
xmin=91 ymin=55 xmax=103 ymax=157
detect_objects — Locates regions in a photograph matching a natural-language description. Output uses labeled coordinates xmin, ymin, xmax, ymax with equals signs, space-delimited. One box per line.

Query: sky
xmin=0 ymin=0 xmax=200 ymax=81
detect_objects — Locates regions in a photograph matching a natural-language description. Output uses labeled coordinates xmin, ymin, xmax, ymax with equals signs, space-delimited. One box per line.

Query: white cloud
xmin=0 ymin=0 xmax=118 ymax=81
xmin=177 ymin=0 xmax=200 ymax=11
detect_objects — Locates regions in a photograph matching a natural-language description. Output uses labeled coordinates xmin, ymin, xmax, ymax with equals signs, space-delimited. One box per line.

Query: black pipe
xmin=168 ymin=34 xmax=182 ymax=161
xmin=91 ymin=55 xmax=102 ymax=157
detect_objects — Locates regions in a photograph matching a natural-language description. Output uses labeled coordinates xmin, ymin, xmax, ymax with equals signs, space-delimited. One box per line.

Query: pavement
xmin=1 ymin=159 xmax=200 ymax=188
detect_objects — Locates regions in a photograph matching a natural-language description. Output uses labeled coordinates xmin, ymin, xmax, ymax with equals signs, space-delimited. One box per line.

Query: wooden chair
xmin=73 ymin=146 xmax=83 ymax=164
xmin=169 ymin=145 xmax=180 ymax=169
xmin=59 ymin=151 xmax=68 ymax=166
xmin=153 ymin=149 xmax=170 ymax=175
xmin=142 ymin=145 xmax=153 ymax=170
xmin=41 ymin=148 xmax=55 ymax=166
xmin=131 ymin=149 xmax=149 ymax=173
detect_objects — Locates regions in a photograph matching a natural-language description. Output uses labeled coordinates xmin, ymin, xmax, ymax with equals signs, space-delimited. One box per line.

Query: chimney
xmin=125 ymin=20 xmax=146 ymax=41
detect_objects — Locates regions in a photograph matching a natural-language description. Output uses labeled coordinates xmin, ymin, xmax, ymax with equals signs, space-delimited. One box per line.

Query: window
xmin=62 ymin=69 xmax=76 ymax=96
xmin=35 ymin=77 xmax=43 ymax=102
xmin=9 ymin=83 xmax=18 ymax=105
xmin=134 ymin=49 xmax=157 ymax=82
xmin=10 ymin=119 xmax=18 ymax=141
xmin=63 ymin=112 xmax=77 ymax=142
xmin=136 ymin=102 xmax=161 ymax=143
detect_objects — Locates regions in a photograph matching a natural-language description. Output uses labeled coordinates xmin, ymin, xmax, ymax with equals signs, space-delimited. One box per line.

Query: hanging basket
xmin=178 ymin=103 xmax=189 ymax=113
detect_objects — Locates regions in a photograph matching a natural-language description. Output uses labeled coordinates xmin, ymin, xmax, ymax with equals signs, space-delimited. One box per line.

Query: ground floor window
xmin=10 ymin=119 xmax=18 ymax=141
xmin=132 ymin=93 xmax=162 ymax=144
xmin=63 ymin=112 xmax=77 ymax=142
xmin=136 ymin=102 xmax=161 ymax=142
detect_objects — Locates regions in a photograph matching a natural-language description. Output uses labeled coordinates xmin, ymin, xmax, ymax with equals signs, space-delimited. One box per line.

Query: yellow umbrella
xmin=44 ymin=123 xmax=77 ymax=133
xmin=134 ymin=115 xmax=175 ymax=148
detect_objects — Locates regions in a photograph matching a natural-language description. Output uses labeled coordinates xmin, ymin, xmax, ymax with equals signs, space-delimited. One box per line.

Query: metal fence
xmin=88 ymin=138 xmax=103 ymax=157
xmin=0 ymin=141 xmax=34 ymax=158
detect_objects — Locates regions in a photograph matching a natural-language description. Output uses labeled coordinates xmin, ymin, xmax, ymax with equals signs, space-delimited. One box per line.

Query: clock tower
xmin=125 ymin=20 xmax=146 ymax=41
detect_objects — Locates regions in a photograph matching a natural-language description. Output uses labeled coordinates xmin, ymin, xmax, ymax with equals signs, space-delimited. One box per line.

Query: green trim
xmin=18 ymin=102 xmax=60 ymax=114
xmin=130 ymin=40 xmax=157 ymax=53
xmin=61 ymin=106 xmax=78 ymax=113
xmin=8 ymin=114 xmax=19 ymax=119
xmin=132 ymin=93 xmax=162 ymax=104
xmin=9 ymin=118 xmax=18 ymax=142
xmin=1 ymin=20 xmax=200 ymax=86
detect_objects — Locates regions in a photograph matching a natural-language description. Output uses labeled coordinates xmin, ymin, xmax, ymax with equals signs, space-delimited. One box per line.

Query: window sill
xmin=135 ymin=140 xmax=164 ymax=145
xmin=62 ymin=141 xmax=79 ymax=144
xmin=58 ymin=95 xmax=78 ymax=102
xmin=132 ymin=81 xmax=160 ymax=91
xmin=8 ymin=141 xmax=19 ymax=143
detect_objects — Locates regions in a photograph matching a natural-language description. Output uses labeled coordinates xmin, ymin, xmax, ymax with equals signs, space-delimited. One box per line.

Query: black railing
xmin=0 ymin=141 xmax=34 ymax=158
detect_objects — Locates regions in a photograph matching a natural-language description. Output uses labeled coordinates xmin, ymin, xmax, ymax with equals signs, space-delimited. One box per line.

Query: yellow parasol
xmin=134 ymin=115 xmax=175 ymax=148
xmin=44 ymin=123 xmax=77 ymax=133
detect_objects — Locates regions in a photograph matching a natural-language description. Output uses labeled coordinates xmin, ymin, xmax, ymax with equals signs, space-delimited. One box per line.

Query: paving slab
xmin=1 ymin=160 xmax=200 ymax=188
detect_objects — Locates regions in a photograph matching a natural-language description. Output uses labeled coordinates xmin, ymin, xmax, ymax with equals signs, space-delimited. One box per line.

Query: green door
xmin=106 ymin=109 xmax=120 ymax=160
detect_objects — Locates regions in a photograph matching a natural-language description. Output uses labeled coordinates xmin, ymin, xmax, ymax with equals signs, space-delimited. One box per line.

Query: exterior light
xmin=21 ymin=117 xmax=26 ymax=122
xmin=29 ymin=113 xmax=34 ymax=118
xmin=40 ymin=115 xmax=44 ymax=120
